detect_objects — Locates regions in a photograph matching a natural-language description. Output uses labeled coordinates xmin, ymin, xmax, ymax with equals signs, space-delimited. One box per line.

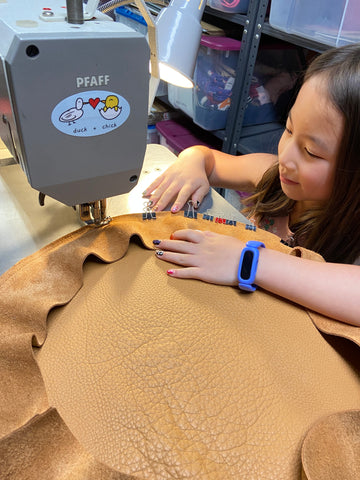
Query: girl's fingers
xmin=169 ymin=229 xmax=206 ymax=243
xmin=153 ymin=230 xmax=206 ymax=263
xmin=153 ymin=230 xmax=220 ymax=251
xmin=155 ymin=239 xmax=194 ymax=255
xmin=153 ymin=185 xmax=183 ymax=212
xmin=147 ymin=183 xmax=180 ymax=212
xmin=147 ymin=181 xmax=193 ymax=212
xmin=170 ymin=185 xmax=201 ymax=213
xmin=144 ymin=175 xmax=210 ymax=213
xmin=191 ymin=185 xmax=211 ymax=208
xmin=153 ymin=230 xmax=243 ymax=286
xmin=166 ymin=267 xmax=200 ymax=280
xmin=155 ymin=250 xmax=196 ymax=267
xmin=142 ymin=174 xmax=165 ymax=197
xmin=153 ymin=230 xmax=203 ymax=254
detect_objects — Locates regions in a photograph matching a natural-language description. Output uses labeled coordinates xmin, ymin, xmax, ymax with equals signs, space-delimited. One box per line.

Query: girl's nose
xmin=278 ymin=133 xmax=297 ymax=171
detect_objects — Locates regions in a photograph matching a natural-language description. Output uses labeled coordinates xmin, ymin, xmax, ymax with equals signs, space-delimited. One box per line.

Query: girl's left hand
xmin=153 ymin=229 xmax=245 ymax=285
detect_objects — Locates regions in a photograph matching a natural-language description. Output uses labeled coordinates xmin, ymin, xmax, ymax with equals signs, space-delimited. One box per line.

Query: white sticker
xmin=51 ymin=90 xmax=130 ymax=137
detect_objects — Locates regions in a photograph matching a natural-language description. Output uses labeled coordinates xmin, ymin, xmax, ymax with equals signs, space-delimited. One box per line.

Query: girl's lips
xmin=280 ymin=175 xmax=299 ymax=186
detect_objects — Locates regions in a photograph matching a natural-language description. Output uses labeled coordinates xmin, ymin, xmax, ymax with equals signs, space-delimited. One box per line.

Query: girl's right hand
xmin=142 ymin=146 xmax=214 ymax=213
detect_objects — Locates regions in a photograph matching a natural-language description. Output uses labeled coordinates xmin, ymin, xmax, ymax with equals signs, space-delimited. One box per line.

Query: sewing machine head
xmin=0 ymin=0 xmax=150 ymax=225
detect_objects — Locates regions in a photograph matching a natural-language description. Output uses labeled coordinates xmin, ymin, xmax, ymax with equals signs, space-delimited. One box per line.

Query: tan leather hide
xmin=0 ymin=212 xmax=359 ymax=479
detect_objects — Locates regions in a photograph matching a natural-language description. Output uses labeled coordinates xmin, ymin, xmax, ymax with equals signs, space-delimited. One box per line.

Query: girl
xmin=142 ymin=44 xmax=360 ymax=327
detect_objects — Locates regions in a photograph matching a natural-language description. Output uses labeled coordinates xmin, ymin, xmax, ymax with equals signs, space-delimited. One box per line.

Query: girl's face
xmin=278 ymin=76 xmax=344 ymax=205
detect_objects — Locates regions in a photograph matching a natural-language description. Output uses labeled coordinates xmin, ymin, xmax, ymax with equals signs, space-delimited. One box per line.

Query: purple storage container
xmin=208 ymin=0 xmax=249 ymax=14
xmin=156 ymin=120 xmax=211 ymax=155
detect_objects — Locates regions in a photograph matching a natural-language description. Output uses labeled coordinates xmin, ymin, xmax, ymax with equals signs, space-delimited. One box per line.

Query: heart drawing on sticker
xmin=89 ymin=98 xmax=100 ymax=109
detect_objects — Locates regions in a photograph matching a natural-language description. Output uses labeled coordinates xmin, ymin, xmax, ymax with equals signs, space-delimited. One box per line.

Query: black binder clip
xmin=142 ymin=201 xmax=156 ymax=220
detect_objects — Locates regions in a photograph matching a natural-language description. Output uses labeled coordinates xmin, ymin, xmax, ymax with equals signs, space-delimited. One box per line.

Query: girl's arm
xmin=256 ymin=248 xmax=360 ymax=326
xmin=154 ymin=229 xmax=360 ymax=327
xmin=143 ymin=146 xmax=276 ymax=212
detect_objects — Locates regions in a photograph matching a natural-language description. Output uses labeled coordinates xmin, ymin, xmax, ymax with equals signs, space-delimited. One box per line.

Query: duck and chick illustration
xmin=58 ymin=95 xmax=122 ymax=125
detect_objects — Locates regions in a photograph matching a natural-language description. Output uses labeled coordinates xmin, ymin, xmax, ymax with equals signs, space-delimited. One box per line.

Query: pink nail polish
xmin=167 ymin=269 xmax=175 ymax=275
xmin=171 ymin=205 xmax=179 ymax=213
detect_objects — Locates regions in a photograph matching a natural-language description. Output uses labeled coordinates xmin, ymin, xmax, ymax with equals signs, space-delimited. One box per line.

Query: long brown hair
xmin=243 ymin=44 xmax=360 ymax=264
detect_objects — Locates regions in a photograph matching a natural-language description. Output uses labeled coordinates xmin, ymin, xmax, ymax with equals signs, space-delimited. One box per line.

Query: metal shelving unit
xmin=220 ymin=0 xmax=271 ymax=155
xmin=205 ymin=0 xmax=333 ymax=156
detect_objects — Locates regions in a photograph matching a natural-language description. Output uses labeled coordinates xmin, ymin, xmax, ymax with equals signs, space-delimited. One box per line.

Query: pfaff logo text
xmin=76 ymin=75 xmax=110 ymax=88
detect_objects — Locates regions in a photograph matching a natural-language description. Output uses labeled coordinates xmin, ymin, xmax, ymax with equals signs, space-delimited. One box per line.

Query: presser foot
xmin=79 ymin=199 xmax=111 ymax=227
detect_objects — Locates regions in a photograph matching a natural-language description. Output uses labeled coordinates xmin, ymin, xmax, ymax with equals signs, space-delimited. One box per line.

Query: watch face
xmin=240 ymin=250 xmax=254 ymax=280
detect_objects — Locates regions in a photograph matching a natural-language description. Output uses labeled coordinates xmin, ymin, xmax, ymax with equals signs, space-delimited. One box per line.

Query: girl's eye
xmin=305 ymin=148 xmax=321 ymax=159
xmin=285 ymin=126 xmax=292 ymax=135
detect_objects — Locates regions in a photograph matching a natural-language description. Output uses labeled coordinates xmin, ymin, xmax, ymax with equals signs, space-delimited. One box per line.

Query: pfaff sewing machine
xmin=0 ymin=0 xmax=150 ymax=225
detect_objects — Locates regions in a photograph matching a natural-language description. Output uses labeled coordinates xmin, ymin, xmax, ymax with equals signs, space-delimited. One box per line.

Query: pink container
xmin=208 ymin=0 xmax=249 ymax=14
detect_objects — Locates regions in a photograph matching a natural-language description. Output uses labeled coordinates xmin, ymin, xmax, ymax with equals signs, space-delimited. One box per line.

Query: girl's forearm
xmin=256 ymin=249 xmax=360 ymax=326
xmin=208 ymin=150 xmax=277 ymax=190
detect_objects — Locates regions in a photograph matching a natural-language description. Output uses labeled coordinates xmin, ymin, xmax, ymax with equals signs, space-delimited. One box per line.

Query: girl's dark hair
xmin=243 ymin=44 xmax=360 ymax=264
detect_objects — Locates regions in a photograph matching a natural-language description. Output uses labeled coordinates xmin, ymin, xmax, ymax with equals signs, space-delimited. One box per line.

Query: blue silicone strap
xmin=238 ymin=241 xmax=265 ymax=292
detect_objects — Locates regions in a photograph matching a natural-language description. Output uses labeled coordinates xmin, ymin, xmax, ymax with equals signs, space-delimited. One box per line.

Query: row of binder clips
xmin=142 ymin=200 xmax=257 ymax=231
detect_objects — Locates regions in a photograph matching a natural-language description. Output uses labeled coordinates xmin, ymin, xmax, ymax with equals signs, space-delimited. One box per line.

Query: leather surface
xmin=0 ymin=212 xmax=359 ymax=479
xmin=0 ymin=408 xmax=136 ymax=480
xmin=302 ymin=410 xmax=360 ymax=480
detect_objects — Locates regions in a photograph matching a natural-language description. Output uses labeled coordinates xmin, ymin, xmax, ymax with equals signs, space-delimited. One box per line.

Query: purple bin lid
xmin=156 ymin=121 xmax=210 ymax=152
xmin=200 ymin=35 xmax=242 ymax=51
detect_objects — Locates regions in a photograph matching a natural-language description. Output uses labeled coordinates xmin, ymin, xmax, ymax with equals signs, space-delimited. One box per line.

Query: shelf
xmin=204 ymin=6 xmax=248 ymax=27
xmin=262 ymin=23 xmax=331 ymax=52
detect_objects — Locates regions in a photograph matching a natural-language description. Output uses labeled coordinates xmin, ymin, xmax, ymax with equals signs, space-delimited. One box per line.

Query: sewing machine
xmin=0 ymin=0 xmax=251 ymax=275
xmin=0 ymin=0 xmax=150 ymax=225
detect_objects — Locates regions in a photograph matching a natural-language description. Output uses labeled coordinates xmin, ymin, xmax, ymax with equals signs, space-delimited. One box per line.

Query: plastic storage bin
xmin=146 ymin=124 xmax=159 ymax=144
xmin=269 ymin=0 xmax=360 ymax=47
xmin=168 ymin=84 xmax=194 ymax=118
xmin=156 ymin=120 xmax=212 ymax=155
xmin=243 ymin=43 xmax=302 ymax=126
xmin=193 ymin=36 xmax=241 ymax=131
xmin=115 ymin=6 xmax=147 ymax=35
xmin=170 ymin=37 xmax=302 ymax=130
xmin=208 ymin=0 xmax=249 ymax=14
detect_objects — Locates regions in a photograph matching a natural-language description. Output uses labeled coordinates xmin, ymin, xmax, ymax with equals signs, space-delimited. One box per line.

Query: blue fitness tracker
xmin=238 ymin=241 xmax=265 ymax=292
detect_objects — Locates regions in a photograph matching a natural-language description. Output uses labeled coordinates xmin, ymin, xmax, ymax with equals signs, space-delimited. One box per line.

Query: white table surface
xmin=0 ymin=144 xmax=249 ymax=275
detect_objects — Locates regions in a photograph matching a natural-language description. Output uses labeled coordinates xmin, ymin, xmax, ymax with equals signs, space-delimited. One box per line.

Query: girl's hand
xmin=142 ymin=147 xmax=214 ymax=213
xmin=153 ymin=229 xmax=245 ymax=285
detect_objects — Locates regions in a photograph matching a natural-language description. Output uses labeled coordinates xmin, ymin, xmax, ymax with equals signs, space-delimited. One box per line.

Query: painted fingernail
xmin=156 ymin=249 xmax=164 ymax=256
xmin=142 ymin=190 xmax=147 ymax=196
xmin=194 ymin=200 xmax=201 ymax=209
xmin=170 ymin=233 xmax=175 ymax=240
xmin=167 ymin=269 xmax=175 ymax=275
xmin=153 ymin=239 xmax=161 ymax=245
xmin=171 ymin=205 xmax=179 ymax=213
